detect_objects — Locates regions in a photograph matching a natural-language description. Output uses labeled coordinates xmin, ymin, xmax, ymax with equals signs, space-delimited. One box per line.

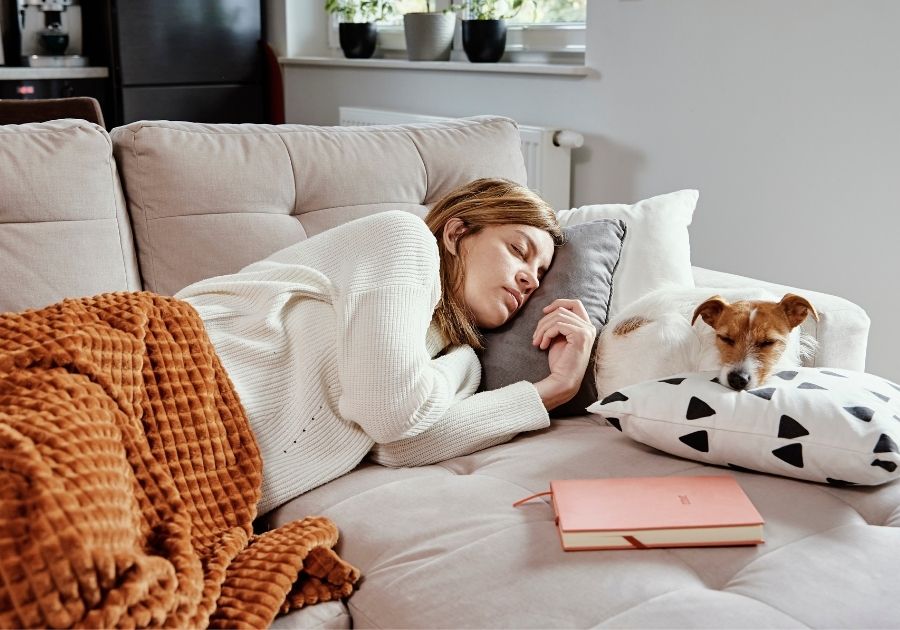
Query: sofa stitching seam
xmin=405 ymin=132 xmax=429 ymax=202
xmin=133 ymin=131 xmax=159 ymax=292
xmin=107 ymin=136 xmax=133 ymax=290
xmin=275 ymin=131 xmax=298 ymax=217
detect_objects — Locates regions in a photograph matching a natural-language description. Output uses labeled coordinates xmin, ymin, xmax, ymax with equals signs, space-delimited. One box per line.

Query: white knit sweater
xmin=177 ymin=210 xmax=550 ymax=514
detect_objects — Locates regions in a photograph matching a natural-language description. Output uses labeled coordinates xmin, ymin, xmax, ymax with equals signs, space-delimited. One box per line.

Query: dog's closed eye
xmin=757 ymin=339 xmax=777 ymax=348
xmin=717 ymin=335 xmax=736 ymax=346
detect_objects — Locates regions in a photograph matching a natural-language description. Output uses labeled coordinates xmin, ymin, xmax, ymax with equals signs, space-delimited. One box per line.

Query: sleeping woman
xmin=176 ymin=178 xmax=596 ymax=514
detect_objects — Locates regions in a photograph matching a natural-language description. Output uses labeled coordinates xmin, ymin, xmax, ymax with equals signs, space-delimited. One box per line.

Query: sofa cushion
xmin=479 ymin=218 xmax=627 ymax=417
xmin=0 ymin=120 xmax=140 ymax=313
xmin=110 ymin=117 xmax=528 ymax=296
xmin=556 ymin=190 xmax=698 ymax=316
xmin=588 ymin=368 xmax=900 ymax=486
xmin=269 ymin=418 xmax=900 ymax=628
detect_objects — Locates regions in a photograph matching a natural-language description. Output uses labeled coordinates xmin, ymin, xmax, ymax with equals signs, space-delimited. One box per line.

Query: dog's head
xmin=691 ymin=293 xmax=818 ymax=391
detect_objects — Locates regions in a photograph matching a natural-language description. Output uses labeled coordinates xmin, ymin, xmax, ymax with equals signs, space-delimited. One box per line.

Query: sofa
xmin=0 ymin=117 xmax=896 ymax=629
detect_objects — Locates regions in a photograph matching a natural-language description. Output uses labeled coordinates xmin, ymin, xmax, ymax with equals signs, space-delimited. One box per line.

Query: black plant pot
xmin=462 ymin=19 xmax=507 ymax=63
xmin=339 ymin=22 xmax=377 ymax=59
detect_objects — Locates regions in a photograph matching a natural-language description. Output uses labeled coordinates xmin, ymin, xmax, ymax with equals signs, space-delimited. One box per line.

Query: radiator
xmin=338 ymin=106 xmax=583 ymax=211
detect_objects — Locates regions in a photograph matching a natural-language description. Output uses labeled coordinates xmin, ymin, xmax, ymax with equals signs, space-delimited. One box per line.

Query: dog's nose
xmin=727 ymin=371 xmax=750 ymax=390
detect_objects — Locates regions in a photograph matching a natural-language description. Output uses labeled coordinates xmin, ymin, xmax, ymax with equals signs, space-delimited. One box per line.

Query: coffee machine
xmin=14 ymin=0 xmax=87 ymax=66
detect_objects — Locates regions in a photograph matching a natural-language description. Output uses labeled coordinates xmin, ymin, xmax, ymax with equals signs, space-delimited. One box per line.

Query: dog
xmin=594 ymin=287 xmax=818 ymax=397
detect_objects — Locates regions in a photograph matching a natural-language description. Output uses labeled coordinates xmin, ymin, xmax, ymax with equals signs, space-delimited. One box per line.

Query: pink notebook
xmin=515 ymin=476 xmax=764 ymax=551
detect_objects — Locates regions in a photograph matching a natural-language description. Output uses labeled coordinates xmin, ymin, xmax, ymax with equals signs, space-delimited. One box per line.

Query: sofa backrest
xmin=0 ymin=119 xmax=141 ymax=313
xmin=110 ymin=116 xmax=527 ymax=296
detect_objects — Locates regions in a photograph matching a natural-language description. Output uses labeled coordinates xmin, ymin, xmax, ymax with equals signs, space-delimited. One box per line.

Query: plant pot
xmin=339 ymin=22 xmax=377 ymax=59
xmin=462 ymin=19 xmax=507 ymax=63
xmin=403 ymin=12 xmax=456 ymax=61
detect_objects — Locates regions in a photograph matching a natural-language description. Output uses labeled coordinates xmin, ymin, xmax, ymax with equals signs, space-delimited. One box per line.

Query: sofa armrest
xmin=692 ymin=266 xmax=870 ymax=371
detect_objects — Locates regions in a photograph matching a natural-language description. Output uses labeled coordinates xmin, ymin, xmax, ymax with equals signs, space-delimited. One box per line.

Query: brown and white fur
xmin=594 ymin=287 xmax=818 ymax=397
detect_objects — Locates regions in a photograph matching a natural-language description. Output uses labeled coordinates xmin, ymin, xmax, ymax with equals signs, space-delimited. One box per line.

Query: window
xmin=328 ymin=0 xmax=586 ymax=63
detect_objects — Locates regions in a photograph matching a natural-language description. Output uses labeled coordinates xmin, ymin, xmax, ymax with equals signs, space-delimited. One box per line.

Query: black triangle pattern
xmin=601 ymin=391 xmax=629 ymax=405
xmin=845 ymin=406 xmax=874 ymax=422
xmin=895 ymin=415 xmax=900 ymax=423
xmin=872 ymin=459 xmax=898 ymax=473
xmin=775 ymin=370 xmax=798 ymax=380
xmin=874 ymin=434 xmax=899 ymax=454
xmin=660 ymin=377 xmax=686 ymax=385
xmin=798 ymin=382 xmax=827 ymax=390
xmin=748 ymin=387 xmax=775 ymax=400
xmin=867 ymin=389 xmax=890 ymax=403
xmin=727 ymin=463 xmax=761 ymax=474
xmin=772 ymin=443 xmax=804 ymax=468
xmin=711 ymin=377 xmax=720 ymax=384
xmin=778 ymin=415 xmax=810 ymax=439
xmin=826 ymin=478 xmax=858 ymax=487
xmin=822 ymin=370 xmax=848 ymax=378
xmin=679 ymin=430 xmax=709 ymax=452
xmin=686 ymin=397 xmax=716 ymax=420
xmin=606 ymin=417 xmax=622 ymax=432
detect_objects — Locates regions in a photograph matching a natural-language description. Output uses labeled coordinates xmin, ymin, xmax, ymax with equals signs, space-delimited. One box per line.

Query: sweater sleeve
xmin=333 ymin=211 xmax=493 ymax=444
xmin=369 ymin=381 xmax=550 ymax=468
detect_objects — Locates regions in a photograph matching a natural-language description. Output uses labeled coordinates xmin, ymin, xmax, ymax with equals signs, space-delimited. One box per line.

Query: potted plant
xmin=325 ymin=0 xmax=396 ymax=59
xmin=462 ymin=0 xmax=525 ymax=63
xmin=403 ymin=1 xmax=457 ymax=61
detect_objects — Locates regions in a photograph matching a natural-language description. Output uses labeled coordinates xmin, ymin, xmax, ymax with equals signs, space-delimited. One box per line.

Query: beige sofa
xmin=1 ymin=117 xmax=895 ymax=629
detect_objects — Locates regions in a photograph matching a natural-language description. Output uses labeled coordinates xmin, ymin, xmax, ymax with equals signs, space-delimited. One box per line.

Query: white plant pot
xmin=403 ymin=12 xmax=456 ymax=61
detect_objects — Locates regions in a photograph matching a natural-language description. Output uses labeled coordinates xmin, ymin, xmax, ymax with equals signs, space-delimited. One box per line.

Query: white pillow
xmin=556 ymin=190 xmax=698 ymax=316
xmin=587 ymin=367 xmax=900 ymax=486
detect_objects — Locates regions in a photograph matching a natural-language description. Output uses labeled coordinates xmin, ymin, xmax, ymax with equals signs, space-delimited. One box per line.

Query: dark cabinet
xmin=114 ymin=0 xmax=262 ymax=86
xmin=109 ymin=0 xmax=265 ymax=126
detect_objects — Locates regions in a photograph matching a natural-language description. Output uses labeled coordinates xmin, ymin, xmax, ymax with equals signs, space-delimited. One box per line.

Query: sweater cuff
xmin=498 ymin=381 xmax=550 ymax=432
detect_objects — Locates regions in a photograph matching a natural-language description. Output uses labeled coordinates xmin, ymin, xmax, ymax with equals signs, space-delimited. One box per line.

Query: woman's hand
xmin=531 ymin=299 xmax=597 ymax=411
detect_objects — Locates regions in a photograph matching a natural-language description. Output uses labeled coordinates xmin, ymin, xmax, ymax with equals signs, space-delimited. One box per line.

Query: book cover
xmin=516 ymin=476 xmax=764 ymax=551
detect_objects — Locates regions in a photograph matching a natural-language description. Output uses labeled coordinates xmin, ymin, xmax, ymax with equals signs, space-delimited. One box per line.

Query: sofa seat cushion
xmin=269 ymin=419 xmax=900 ymax=628
xmin=0 ymin=120 xmax=140 ymax=313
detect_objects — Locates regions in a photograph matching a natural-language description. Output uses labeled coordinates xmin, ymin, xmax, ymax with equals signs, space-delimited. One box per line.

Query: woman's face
xmin=446 ymin=220 xmax=555 ymax=329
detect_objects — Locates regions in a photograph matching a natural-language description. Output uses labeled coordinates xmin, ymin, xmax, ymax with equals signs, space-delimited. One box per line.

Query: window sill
xmin=279 ymin=55 xmax=592 ymax=77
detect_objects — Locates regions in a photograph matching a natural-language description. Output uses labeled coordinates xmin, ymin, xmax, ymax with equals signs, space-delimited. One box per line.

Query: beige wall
xmin=277 ymin=0 xmax=900 ymax=381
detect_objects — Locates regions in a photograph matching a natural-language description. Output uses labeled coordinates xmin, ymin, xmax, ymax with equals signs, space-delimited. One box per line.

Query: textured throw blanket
xmin=0 ymin=292 xmax=359 ymax=628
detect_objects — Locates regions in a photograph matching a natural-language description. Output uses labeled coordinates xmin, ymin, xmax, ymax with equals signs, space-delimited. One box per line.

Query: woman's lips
xmin=503 ymin=288 xmax=520 ymax=311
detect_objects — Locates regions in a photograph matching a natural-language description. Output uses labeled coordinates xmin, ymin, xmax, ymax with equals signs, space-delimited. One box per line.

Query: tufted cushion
xmin=110 ymin=117 xmax=527 ymax=296
xmin=269 ymin=418 xmax=900 ymax=628
xmin=0 ymin=120 xmax=141 ymax=313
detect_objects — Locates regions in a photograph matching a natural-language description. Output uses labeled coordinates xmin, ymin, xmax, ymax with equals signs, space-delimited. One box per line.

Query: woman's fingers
xmin=543 ymin=298 xmax=590 ymax=322
xmin=532 ymin=307 xmax=576 ymax=345
xmin=538 ymin=321 xmax=587 ymax=350
xmin=532 ymin=307 xmax=588 ymax=346
xmin=537 ymin=319 xmax=593 ymax=350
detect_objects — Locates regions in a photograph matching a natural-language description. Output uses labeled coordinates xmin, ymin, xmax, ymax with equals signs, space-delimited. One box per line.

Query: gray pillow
xmin=478 ymin=218 xmax=626 ymax=417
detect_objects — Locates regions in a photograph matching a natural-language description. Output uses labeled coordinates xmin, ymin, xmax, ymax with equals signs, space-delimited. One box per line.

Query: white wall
xmin=278 ymin=0 xmax=900 ymax=381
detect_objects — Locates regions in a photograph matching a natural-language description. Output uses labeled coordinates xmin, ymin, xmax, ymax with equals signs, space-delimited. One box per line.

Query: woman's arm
xmin=369 ymin=380 xmax=549 ymax=468
xmin=333 ymin=212 xmax=493 ymax=444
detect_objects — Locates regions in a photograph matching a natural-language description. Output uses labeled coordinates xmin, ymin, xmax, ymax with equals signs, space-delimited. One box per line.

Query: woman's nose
xmin=517 ymin=270 xmax=539 ymax=293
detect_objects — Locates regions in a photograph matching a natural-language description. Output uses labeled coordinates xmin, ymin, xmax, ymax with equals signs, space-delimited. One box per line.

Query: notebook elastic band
xmin=512 ymin=491 xmax=552 ymax=508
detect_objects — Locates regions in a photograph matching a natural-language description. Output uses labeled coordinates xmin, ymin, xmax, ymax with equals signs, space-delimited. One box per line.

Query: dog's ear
xmin=692 ymin=296 xmax=728 ymax=327
xmin=780 ymin=293 xmax=818 ymax=328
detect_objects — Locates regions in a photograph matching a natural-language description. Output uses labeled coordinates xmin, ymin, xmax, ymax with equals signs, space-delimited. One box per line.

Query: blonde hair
xmin=424 ymin=178 xmax=564 ymax=351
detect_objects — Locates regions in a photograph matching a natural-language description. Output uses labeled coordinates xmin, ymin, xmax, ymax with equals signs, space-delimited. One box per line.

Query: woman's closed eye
xmin=511 ymin=243 xmax=527 ymax=260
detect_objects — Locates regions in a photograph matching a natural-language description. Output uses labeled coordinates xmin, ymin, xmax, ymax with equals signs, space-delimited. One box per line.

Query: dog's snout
xmin=727 ymin=371 xmax=750 ymax=390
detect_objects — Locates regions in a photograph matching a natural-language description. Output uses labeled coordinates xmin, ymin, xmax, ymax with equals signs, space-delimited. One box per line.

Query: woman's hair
xmin=424 ymin=178 xmax=565 ymax=350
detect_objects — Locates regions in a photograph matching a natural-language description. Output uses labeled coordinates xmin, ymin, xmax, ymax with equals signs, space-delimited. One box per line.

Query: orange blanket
xmin=0 ymin=292 xmax=359 ymax=628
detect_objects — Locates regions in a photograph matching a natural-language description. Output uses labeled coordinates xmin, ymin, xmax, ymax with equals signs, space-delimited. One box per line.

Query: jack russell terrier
xmin=594 ymin=288 xmax=818 ymax=397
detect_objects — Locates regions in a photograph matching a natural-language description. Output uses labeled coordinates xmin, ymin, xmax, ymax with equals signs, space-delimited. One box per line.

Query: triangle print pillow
xmin=587 ymin=367 xmax=900 ymax=486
